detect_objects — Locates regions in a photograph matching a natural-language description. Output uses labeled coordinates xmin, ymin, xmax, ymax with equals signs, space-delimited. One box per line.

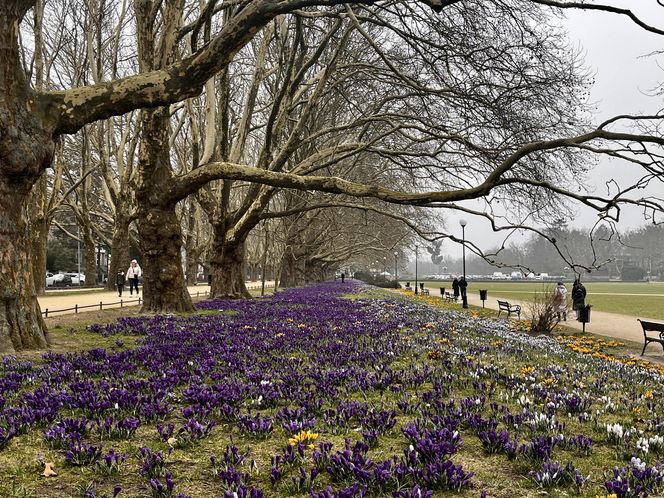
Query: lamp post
xmin=394 ymin=251 xmax=398 ymax=287
xmin=459 ymin=219 xmax=468 ymax=308
xmin=383 ymin=256 xmax=387 ymax=277
xmin=415 ymin=245 xmax=419 ymax=294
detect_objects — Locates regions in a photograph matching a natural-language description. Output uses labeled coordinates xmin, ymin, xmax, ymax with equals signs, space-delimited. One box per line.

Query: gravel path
xmin=39 ymin=282 xmax=273 ymax=317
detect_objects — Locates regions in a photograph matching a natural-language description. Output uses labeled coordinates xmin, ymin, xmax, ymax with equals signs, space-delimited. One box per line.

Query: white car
xmin=65 ymin=273 xmax=85 ymax=285
xmin=45 ymin=272 xmax=66 ymax=286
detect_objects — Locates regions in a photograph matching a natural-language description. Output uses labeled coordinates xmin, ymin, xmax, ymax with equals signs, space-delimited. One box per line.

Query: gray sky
xmin=440 ymin=2 xmax=664 ymax=261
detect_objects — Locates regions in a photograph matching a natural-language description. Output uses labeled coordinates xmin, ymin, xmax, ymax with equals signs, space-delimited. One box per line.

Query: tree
xmin=2 ymin=0 xmax=663 ymax=351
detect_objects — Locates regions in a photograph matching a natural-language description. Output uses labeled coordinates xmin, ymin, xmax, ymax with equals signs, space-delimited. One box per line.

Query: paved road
xmin=418 ymin=283 xmax=664 ymax=362
xmin=40 ymin=282 xmax=273 ymax=317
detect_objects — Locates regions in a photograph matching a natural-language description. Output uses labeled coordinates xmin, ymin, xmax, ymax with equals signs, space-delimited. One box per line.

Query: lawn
xmin=1 ymin=282 xmax=663 ymax=497
xmin=418 ymin=280 xmax=664 ymax=320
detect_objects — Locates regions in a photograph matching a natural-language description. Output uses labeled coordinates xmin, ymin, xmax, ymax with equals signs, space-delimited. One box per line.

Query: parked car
xmin=46 ymin=272 xmax=73 ymax=287
xmin=65 ymin=272 xmax=85 ymax=285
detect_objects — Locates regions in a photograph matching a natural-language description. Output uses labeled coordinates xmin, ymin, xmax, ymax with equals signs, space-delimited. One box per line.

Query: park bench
xmin=638 ymin=319 xmax=664 ymax=356
xmin=444 ymin=292 xmax=458 ymax=303
xmin=418 ymin=283 xmax=430 ymax=296
xmin=497 ymin=300 xmax=521 ymax=319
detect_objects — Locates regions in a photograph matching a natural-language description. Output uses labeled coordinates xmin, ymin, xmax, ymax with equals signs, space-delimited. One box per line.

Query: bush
xmin=526 ymin=285 xmax=560 ymax=334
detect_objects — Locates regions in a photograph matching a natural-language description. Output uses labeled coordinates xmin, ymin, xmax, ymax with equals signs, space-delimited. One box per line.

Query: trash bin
xmin=479 ymin=289 xmax=488 ymax=307
xmin=208 ymin=274 xmax=212 ymax=286
xmin=577 ymin=304 xmax=591 ymax=323
xmin=440 ymin=287 xmax=445 ymax=296
xmin=577 ymin=304 xmax=591 ymax=332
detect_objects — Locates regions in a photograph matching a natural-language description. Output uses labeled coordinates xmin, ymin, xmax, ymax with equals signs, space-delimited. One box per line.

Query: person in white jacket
xmin=127 ymin=259 xmax=142 ymax=295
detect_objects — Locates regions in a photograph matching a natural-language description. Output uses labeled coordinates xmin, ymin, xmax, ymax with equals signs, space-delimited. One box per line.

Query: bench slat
xmin=638 ymin=319 xmax=664 ymax=356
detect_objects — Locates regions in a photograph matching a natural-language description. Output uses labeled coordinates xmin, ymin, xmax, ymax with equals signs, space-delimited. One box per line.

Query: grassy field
xmin=416 ymin=280 xmax=664 ymax=320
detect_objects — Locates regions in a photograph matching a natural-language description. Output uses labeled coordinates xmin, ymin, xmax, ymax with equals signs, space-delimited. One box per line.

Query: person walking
xmin=116 ymin=270 xmax=126 ymax=297
xmin=459 ymin=277 xmax=468 ymax=302
xmin=127 ymin=259 xmax=142 ymax=296
xmin=452 ymin=277 xmax=460 ymax=301
xmin=553 ymin=281 xmax=567 ymax=321
xmin=341 ymin=272 xmax=345 ymax=283
xmin=572 ymin=279 xmax=587 ymax=319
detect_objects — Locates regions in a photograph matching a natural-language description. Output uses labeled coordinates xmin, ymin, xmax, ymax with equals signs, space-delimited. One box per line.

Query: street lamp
xmin=394 ymin=251 xmax=398 ymax=287
xmin=383 ymin=256 xmax=387 ymax=276
xmin=459 ymin=219 xmax=468 ymax=308
xmin=415 ymin=245 xmax=419 ymax=295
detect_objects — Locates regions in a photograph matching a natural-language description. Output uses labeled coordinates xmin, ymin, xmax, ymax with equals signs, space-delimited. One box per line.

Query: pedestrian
xmin=116 ymin=270 xmax=125 ymax=297
xmin=553 ymin=281 xmax=567 ymax=321
xmin=341 ymin=272 xmax=345 ymax=283
xmin=452 ymin=277 xmax=460 ymax=300
xmin=572 ymin=279 xmax=587 ymax=318
xmin=459 ymin=277 xmax=468 ymax=301
xmin=127 ymin=259 xmax=142 ymax=296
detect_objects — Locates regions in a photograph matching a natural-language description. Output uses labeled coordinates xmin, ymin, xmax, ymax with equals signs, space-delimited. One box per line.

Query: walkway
xmin=419 ymin=283 xmax=664 ymax=362
xmin=39 ymin=282 xmax=273 ymax=317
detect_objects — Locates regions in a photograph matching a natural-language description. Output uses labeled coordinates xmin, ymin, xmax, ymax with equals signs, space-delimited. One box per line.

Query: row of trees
xmin=430 ymin=224 xmax=664 ymax=280
xmin=1 ymin=0 xmax=664 ymax=352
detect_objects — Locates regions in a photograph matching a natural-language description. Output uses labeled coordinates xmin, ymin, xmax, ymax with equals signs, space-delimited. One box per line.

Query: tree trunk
xmin=136 ymin=108 xmax=194 ymax=313
xmin=279 ymin=248 xmax=306 ymax=288
xmin=0 ymin=189 xmax=48 ymax=352
xmin=106 ymin=210 xmax=132 ymax=291
xmin=83 ymin=227 xmax=96 ymax=287
xmin=29 ymin=183 xmax=49 ymax=296
xmin=139 ymin=205 xmax=194 ymax=312
xmin=210 ymin=237 xmax=251 ymax=299
xmin=0 ymin=2 xmax=52 ymax=352
xmin=186 ymin=256 xmax=199 ymax=286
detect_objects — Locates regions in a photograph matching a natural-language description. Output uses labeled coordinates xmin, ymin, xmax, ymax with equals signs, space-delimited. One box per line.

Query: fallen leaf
xmin=42 ymin=462 xmax=57 ymax=477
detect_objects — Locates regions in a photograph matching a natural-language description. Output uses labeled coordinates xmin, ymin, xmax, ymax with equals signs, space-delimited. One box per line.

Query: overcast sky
xmin=439 ymin=2 xmax=664 ymax=261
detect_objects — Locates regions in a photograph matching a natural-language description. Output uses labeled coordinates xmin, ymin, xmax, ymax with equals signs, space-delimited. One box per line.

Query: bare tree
xmin=1 ymin=0 xmax=662 ymax=351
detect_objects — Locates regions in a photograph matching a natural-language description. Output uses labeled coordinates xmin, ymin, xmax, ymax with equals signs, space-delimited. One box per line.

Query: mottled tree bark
xmin=83 ymin=225 xmax=96 ymax=287
xmin=105 ymin=215 xmax=131 ymax=291
xmin=29 ymin=179 xmax=49 ymax=295
xmin=279 ymin=248 xmax=307 ymax=288
xmin=136 ymin=108 xmax=194 ymax=313
xmin=0 ymin=1 xmax=51 ymax=351
xmin=210 ymin=235 xmax=251 ymax=299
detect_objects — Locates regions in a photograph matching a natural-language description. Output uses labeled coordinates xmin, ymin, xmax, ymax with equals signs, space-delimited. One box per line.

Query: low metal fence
xmin=41 ymin=285 xmax=272 ymax=317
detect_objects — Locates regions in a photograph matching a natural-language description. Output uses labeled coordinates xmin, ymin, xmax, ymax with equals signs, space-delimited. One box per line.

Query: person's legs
xmin=117 ymin=284 xmax=123 ymax=297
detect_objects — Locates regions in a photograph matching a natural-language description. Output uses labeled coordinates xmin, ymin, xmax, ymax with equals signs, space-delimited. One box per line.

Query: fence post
xmin=75 ymin=304 xmax=78 ymax=314
xmin=120 ymin=299 xmax=123 ymax=308
xmin=100 ymin=301 xmax=103 ymax=311
xmin=139 ymin=297 xmax=142 ymax=305
xmin=45 ymin=308 xmax=48 ymax=318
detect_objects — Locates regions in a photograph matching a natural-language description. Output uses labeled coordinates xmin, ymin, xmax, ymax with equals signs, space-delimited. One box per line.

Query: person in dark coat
xmin=341 ymin=272 xmax=345 ymax=283
xmin=116 ymin=270 xmax=126 ymax=297
xmin=572 ymin=279 xmax=587 ymax=318
xmin=452 ymin=277 xmax=460 ymax=299
xmin=459 ymin=277 xmax=468 ymax=301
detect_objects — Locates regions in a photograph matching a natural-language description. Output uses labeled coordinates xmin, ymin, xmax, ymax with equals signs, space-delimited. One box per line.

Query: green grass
xmin=417 ymin=280 xmax=664 ymax=320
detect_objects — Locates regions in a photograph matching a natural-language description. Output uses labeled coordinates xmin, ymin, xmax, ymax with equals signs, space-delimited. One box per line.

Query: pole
xmin=461 ymin=223 xmax=468 ymax=309
xmin=77 ymin=226 xmax=81 ymax=287
xmin=394 ymin=253 xmax=398 ymax=287
xmin=415 ymin=245 xmax=418 ymax=294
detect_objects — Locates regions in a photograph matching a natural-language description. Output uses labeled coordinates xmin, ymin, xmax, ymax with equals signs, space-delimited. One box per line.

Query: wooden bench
xmin=444 ymin=292 xmax=458 ymax=303
xmin=638 ymin=319 xmax=664 ymax=356
xmin=497 ymin=300 xmax=521 ymax=319
xmin=418 ymin=284 xmax=429 ymax=296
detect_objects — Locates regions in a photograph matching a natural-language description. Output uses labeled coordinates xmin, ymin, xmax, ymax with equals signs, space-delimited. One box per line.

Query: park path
xmin=419 ymin=283 xmax=664 ymax=362
xmin=39 ymin=282 xmax=273 ymax=317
